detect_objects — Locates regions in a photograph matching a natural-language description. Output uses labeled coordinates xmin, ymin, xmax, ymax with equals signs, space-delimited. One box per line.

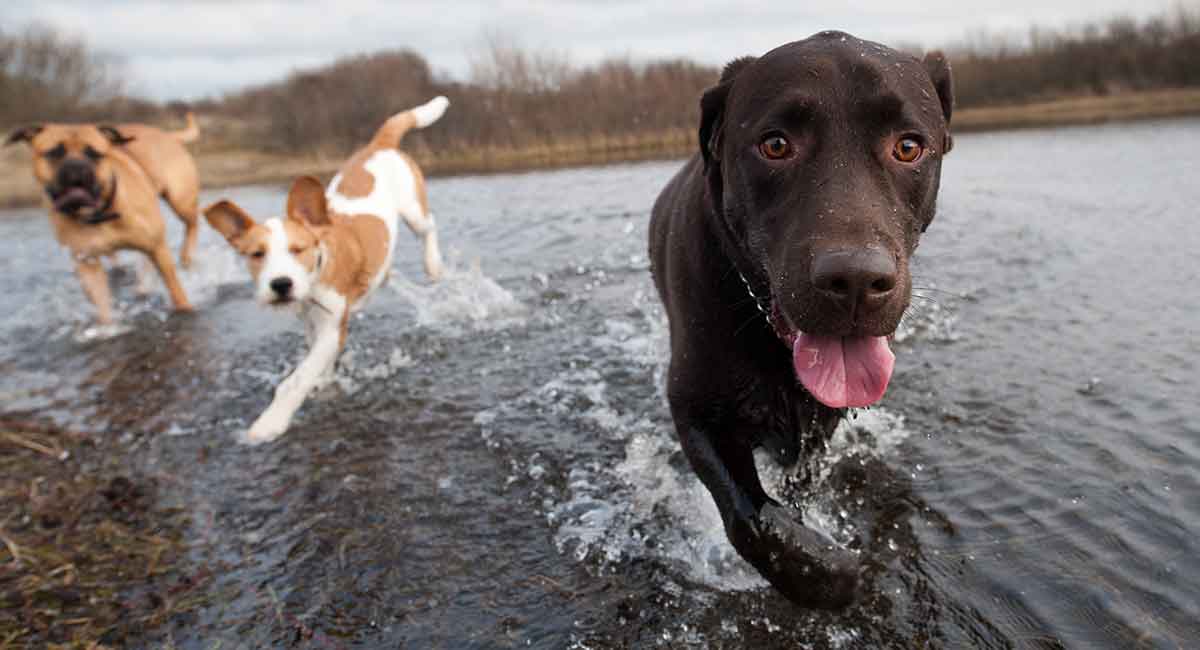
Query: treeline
xmin=204 ymin=40 xmax=715 ymax=156
xmin=0 ymin=24 xmax=163 ymax=125
xmin=3 ymin=5 xmax=1200 ymax=155
xmin=950 ymin=5 xmax=1200 ymax=107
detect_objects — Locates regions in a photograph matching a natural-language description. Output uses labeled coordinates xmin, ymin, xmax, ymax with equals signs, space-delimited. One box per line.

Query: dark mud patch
xmin=0 ymin=418 xmax=209 ymax=649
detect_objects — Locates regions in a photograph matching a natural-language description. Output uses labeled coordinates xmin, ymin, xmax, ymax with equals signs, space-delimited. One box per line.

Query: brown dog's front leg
xmin=675 ymin=413 xmax=860 ymax=609
xmin=74 ymin=257 xmax=115 ymax=325
xmin=148 ymin=245 xmax=193 ymax=312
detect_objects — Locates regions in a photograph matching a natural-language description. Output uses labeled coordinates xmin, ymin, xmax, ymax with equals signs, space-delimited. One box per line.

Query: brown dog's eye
xmin=251 ymin=250 xmax=266 ymax=260
xmin=289 ymin=246 xmax=306 ymax=255
xmin=758 ymin=135 xmax=793 ymax=160
xmin=44 ymin=144 xmax=66 ymax=161
xmin=892 ymin=137 xmax=924 ymax=163
xmin=83 ymin=145 xmax=103 ymax=161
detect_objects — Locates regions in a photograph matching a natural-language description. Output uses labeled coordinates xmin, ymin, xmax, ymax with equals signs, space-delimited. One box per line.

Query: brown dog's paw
xmin=754 ymin=502 xmax=861 ymax=609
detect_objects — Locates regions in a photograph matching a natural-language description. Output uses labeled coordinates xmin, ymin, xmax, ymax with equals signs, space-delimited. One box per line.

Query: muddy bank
xmin=0 ymin=418 xmax=209 ymax=648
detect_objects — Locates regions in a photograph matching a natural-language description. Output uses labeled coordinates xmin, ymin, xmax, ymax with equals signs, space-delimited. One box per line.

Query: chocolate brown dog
xmin=6 ymin=123 xmax=194 ymax=324
xmin=648 ymin=32 xmax=953 ymax=608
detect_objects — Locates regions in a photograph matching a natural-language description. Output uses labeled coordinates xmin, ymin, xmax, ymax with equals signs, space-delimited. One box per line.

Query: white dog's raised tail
xmin=411 ymin=96 xmax=450 ymax=128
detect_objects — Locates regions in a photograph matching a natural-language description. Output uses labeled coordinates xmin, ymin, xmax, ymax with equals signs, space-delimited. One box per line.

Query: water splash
xmin=389 ymin=253 xmax=526 ymax=334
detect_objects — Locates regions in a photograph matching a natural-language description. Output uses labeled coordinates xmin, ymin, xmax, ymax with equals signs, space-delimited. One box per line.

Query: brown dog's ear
xmin=5 ymin=125 xmax=43 ymax=146
xmin=203 ymin=200 xmax=256 ymax=242
xmin=922 ymin=51 xmax=954 ymax=123
xmin=699 ymin=56 xmax=756 ymax=169
xmin=98 ymin=126 xmax=135 ymax=146
xmin=922 ymin=51 xmax=954 ymax=152
xmin=286 ymin=176 xmax=331 ymax=227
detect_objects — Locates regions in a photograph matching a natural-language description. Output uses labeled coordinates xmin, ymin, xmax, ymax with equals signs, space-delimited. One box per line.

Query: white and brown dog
xmin=203 ymin=96 xmax=448 ymax=444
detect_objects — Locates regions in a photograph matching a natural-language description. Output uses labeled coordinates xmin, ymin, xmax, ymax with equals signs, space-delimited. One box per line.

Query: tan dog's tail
xmin=169 ymin=112 xmax=200 ymax=144
xmin=369 ymin=96 xmax=449 ymax=150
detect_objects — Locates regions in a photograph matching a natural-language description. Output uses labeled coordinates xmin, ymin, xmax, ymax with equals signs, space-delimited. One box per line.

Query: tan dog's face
xmin=203 ymin=176 xmax=329 ymax=306
xmin=6 ymin=124 xmax=134 ymax=220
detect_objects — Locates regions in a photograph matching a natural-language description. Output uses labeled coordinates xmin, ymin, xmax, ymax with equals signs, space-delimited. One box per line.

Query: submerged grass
xmin=0 ymin=419 xmax=209 ymax=648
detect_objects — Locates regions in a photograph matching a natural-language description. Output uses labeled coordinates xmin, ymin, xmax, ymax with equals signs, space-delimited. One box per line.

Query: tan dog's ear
xmin=6 ymin=125 xmax=43 ymax=146
xmin=98 ymin=126 xmax=135 ymax=146
xmin=203 ymin=200 xmax=256 ymax=242
xmin=286 ymin=176 xmax=331 ymax=226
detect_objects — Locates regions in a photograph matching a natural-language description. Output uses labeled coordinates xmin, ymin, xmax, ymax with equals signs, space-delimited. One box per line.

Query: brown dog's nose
xmin=58 ymin=159 xmax=95 ymax=187
xmin=811 ymin=249 xmax=897 ymax=310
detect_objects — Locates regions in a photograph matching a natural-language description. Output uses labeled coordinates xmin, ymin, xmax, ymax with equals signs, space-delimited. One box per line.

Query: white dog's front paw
xmin=242 ymin=409 xmax=291 ymax=445
xmin=314 ymin=370 xmax=337 ymax=392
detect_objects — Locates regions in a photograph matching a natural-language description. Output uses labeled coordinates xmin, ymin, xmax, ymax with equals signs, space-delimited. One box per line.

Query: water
xmin=1 ymin=117 xmax=1198 ymax=648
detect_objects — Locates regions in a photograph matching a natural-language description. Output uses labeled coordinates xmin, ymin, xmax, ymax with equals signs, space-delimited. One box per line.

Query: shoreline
xmin=3 ymin=88 xmax=1199 ymax=210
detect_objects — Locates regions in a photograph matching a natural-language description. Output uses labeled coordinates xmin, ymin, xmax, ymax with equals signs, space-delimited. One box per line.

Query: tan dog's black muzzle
xmin=48 ymin=162 xmax=120 ymax=225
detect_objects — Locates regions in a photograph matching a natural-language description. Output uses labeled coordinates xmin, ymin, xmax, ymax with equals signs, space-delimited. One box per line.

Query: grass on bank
xmin=0 ymin=420 xmax=209 ymax=648
xmin=3 ymin=87 xmax=1200 ymax=210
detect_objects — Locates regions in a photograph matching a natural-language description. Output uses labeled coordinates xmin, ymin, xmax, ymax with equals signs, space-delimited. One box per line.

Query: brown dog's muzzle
xmin=47 ymin=158 xmax=119 ymax=224
xmin=49 ymin=159 xmax=98 ymax=208
xmin=810 ymin=248 xmax=899 ymax=323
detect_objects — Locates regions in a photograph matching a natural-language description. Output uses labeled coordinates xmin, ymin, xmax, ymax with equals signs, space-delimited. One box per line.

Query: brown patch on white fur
xmin=335 ymin=148 xmax=376 ymax=198
xmin=334 ymin=111 xmax=421 ymax=200
xmin=206 ymin=198 xmax=391 ymax=307
xmin=199 ymin=96 xmax=449 ymax=444
xmin=295 ymin=212 xmax=389 ymax=304
xmin=204 ymin=200 xmax=272 ymax=281
xmin=370 ymin=111 xmax=418 ymax=149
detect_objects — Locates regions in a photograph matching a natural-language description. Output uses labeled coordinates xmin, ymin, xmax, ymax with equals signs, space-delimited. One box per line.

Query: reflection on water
xmin=1 ymin=118 xmax=1198 ymax=647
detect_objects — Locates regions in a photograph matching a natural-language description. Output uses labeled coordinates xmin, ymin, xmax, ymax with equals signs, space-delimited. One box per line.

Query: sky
xmin=1 ymin=0 xmax=1188 ymax=101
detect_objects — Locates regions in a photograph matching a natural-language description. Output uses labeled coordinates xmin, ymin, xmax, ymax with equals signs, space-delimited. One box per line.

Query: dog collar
xmin=739 ymin=270 xmax=797 ymax=346
xmin=739 ymin=271 xmax=768 ymax=317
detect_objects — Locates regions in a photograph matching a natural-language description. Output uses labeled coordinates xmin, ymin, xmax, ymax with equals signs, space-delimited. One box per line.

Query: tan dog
xmin=6 ymin=123 xmax=194 ymax=324
xmin=203 ymin=96 xmax=448 ymax=443
xmin=113 ymin=113 xmax=203 ymax=266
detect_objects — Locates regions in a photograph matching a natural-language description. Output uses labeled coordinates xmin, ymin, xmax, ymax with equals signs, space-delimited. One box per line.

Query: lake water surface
xmin=1 ymin=117 xmax=1197 ymax=648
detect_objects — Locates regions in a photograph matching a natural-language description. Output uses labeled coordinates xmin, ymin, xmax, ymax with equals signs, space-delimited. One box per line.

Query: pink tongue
xmin=792 ymin=334 xmax=895 ymax=408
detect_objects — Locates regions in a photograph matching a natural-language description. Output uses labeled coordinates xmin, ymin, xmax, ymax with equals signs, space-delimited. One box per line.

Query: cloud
xmin=2 ymin=0 xmax=1181 ymax=101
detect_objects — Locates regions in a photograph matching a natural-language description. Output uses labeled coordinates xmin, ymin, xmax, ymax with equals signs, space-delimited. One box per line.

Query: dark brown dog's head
xmin=6 ymin=123 xmax=135 ymax=222
xmin=699 ymin=32 xmax=953 ymax=409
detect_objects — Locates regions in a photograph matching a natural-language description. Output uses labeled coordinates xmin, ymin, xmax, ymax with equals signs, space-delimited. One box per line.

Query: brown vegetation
xmin=2 ymin=6 xmax=1200 ymax=208
xmin=949 ymin=6 xmax=1200 ymax=107
xmin=0 ymin=419 xmax=208 ymax=648
xmin=0 ymin=24 xmax=161 ymax=125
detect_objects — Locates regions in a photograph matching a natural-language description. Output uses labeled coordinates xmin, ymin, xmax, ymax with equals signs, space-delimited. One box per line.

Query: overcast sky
xmin=1 ymin=0 xmax=1186 ymax=101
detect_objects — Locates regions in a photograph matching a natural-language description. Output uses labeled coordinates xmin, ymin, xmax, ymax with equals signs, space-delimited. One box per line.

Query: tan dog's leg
xmin=135 ymin=255 xmax=156 ymax=296
xmin=148 ymin=244 xmax=194 ymax=312
xmin=401 ymin=208 xmax=443 ymax=281
xmin=75 ymin=258 xmax=115 ymax=325
xmin=166 ymin=191 xmax=200 ymax=269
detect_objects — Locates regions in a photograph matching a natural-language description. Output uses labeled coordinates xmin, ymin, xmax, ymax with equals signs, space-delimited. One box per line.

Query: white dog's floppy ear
xmin=286 ymin=175 xmax=331 ymax=227
xmin=203 ymin=200 xmax=256 ymax=242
